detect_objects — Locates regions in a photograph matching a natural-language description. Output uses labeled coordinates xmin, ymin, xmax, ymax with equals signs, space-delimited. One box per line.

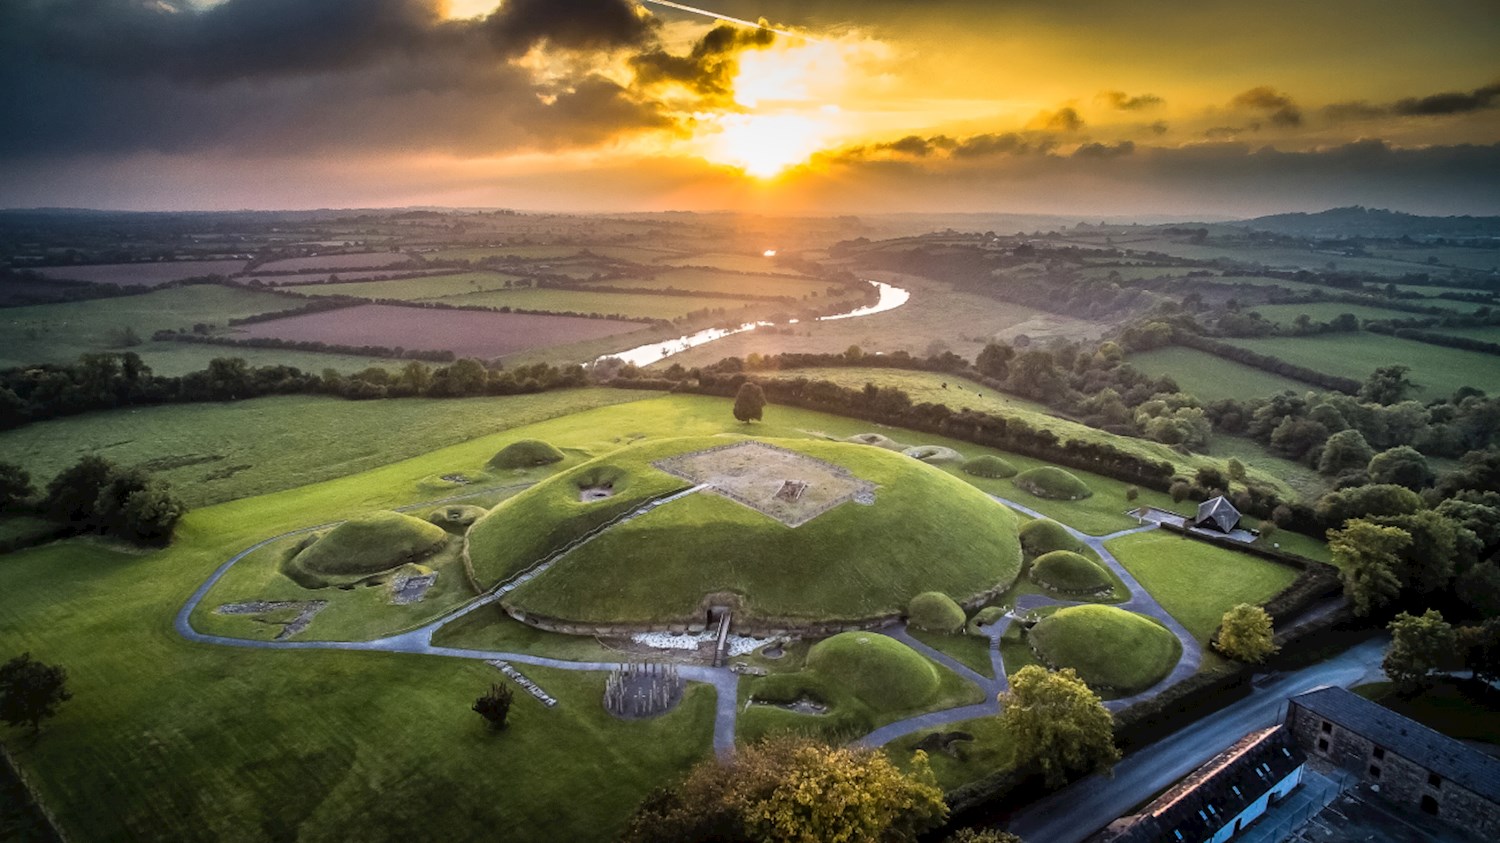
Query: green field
xmin=428 ymin=287 xmax=765 ymax=320
xmin=655 ymin=252 xmax=805 ymax=275
xmin=1128 ymin=346 xmax=1312 ymax=401
xmin=583 ymin=267 xmax=824 ymax=299
xmin=1433 ymin=324 xmax=1500 ymax=343
xmin=296 ymin=271 xmax=523 ymax=300
xmin=1248 ymin=302 xmax=1481 ymax=325
xmin=1104 ymin=531 xmax=1299 ymax=642
xmin=0 ymin=284 xmax=306 ymax=370
xmin=0 ymin=389 xmax=648 ymax=507
xmin=1223 ymin=332 xmax=1500 ymax=399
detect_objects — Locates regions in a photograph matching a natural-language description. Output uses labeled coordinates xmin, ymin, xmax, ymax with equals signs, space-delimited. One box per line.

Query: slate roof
xmin=1107 ymin=725 xmax=1306 ymax=843
xmin=1290 ymin=686 xmax=1500 ymax=804
xmin=1195 ymin=495 xmax=1241 ymax=533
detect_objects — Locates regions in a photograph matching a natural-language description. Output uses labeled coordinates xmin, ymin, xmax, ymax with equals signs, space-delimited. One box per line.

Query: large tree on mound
xmin=1384 ymin=609 xmax=1456 ymax=692
xmin=733 ymin=382 xmax=767 ymax=423
xmin=622 ymin=736 xmax=946 ymax=843
xmin=0 ymin=653 xmax=71 ymax=737
xmin=1215 ymin=604 xmax=1279 ymax=663
xmin=998 ymin=666 xmax=1118 ymax=786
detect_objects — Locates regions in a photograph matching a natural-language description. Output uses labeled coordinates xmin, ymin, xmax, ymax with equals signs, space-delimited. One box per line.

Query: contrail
xmin=639 ymin=0 xmax=818 ymax=41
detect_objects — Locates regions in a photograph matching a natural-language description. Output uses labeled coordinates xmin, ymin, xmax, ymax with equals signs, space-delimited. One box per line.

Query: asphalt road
xmin=1001 ymin=635 xmax=1388 ymax=843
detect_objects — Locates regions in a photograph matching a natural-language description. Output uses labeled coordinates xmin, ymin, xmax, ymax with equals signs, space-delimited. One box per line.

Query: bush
xmin=908 ymin=592 xmax=966 ymax=633
xmin=1019 ymin=519 xmax=1085 ymax=558
xmin=961 ymin=455 xmax=1018 ymax=478
xmin=489 ymin=439 xmax=566 ymax=469
xmin=1013 ymin=466 xmax=1092 ymax=500
xmin=1030 ymin=551 xmax=1112 ymax=594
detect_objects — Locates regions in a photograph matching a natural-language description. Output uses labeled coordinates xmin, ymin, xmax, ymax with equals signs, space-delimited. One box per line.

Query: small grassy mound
xmin=903 ymin=445 xmax=962 ymax=463
xmin=489 ymin=439 xmax=566 ymax=469
xmin=805 ymin=632 xmax=940 ymax=711
xmin=1018 ymin=518 xmax=1085 ymax=558
xmin=1029 ymin=605 xmax=1179 ymax=695
xmin=426 ymin=505 xmax=487 ymax=532
xmin=908 ymin=592 xmax=965 ymax=633
xmin=962 ymin=455 xmax=1018 ymax=479
xmin=1014 ymin=466 xmax=1092 ymax=500
xmin=1030 ymin=551 xmax=1112 ymax=594
xmin=287 ymin=512 xmax=449 ymax=586
xmin=845 ymin=433 xmax=905 ymax=450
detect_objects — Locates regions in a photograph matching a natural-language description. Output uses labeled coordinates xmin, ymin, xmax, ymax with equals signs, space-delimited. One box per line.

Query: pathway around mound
xmin=177 ymin=483 xmax=1201 ymax=761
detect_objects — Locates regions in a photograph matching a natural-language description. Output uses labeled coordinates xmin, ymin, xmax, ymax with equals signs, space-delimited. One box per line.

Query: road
xmin=1001 ymin=635 xmax=1388 ymax=843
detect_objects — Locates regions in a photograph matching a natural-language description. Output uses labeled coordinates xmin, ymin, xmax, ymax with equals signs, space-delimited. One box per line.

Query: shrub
xmin=489 ymin=439 xmax=566 ymax=469
xmin=908 ymin=592 xmax=966 ymax=633
xmin=1013 ymin=466 xmax=1092 ymax=500
xmin=961 ymin=455 xmax=1018 ymax=479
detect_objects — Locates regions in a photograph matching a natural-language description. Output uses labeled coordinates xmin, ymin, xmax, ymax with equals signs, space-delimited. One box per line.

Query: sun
xmin=708 ymin=113 xmax=829 ymax=178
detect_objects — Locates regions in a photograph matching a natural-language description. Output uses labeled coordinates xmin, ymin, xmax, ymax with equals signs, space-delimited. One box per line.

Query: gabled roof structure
xmin=1195 ymin=495 xmax=1241 ymax=533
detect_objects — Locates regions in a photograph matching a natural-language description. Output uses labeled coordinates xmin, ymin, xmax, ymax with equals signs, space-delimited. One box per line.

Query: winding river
xmin=594 ymin=280 xmax=910 ymax=368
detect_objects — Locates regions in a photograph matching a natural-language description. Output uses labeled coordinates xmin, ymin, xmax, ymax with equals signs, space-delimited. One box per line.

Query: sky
xmin=1 ymin=0 xmax=1497 ymax=216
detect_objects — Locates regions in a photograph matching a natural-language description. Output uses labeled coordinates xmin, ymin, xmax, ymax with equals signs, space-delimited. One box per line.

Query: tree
xmin=946 ymin=831 xmax=1024 ymax=843
xmin=1314 ymin=484 xmax=1422 ymax=529
xmin=119 ymin=481 xmax=186 ymax=544
xmin=1384 ymin=610 xmax=1456 ymax=692
xmin=1367 ymin=446 xmax=1433 ymax=489
xmin=0 ymin=462 xmax=33 ymax=509
xmin=622 ymin=736 xmax=946 ymax=843
xmin=473 ymin=682 xmax=514 ymax=728
xmin=733 ymin=382 xmax=766 ymax=423
xmin=998 ymin=666 xmax=1118 ymax=786
xmin=0 ymin=653 xmax=71 ymax=736
xmin=1329 ymin=520 xmax=1411 ymax=616
xmin=1370 ymin=510 xmax=1462 ymax=596
xmin=1359 ymin=365 xmax=1417 ymax=405
xmin=975 ymin=342 xmax=1015 ymax=380
xmin=1458 ymin=617 xmax=1500 ymax=685
xmin=1215 ymin=604 xmax=1279 ymax=663
xmin=1226 ymin=458 xmax=1247 ymax=484
xmin=1318 ymin=429 xmax=1374 ymax=476
xmin=44 ymin=455 xmax=118 ymax=524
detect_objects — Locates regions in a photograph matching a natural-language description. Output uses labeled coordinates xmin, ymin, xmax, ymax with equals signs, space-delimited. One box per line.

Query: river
xmin=594 ymin=280 xmax=910 ymax=368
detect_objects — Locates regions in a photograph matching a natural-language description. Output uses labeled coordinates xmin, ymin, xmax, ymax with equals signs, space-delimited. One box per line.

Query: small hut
xmin=1193 ymin=495 xmax=1241 ymax=533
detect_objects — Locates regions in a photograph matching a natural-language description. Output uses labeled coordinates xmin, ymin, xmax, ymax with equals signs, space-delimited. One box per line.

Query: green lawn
xmin=1128 ymin=347 xmax=1312 ymax=401
xmin=1104 ymin=531 xmax=1299 ymax=642
xmin=909 ymin=629 xmax=995 ymax=678
xmin=0 ymin=389 xmax=650 ymax=507
xmin=886 ymin=714 xmax=1015 ymax=793
xmin=1223 ymin=332 xmax=1500 ymax=400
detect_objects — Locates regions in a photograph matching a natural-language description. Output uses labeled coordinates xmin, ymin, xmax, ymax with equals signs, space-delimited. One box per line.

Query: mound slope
xmin=1019 ymin=519 xmax=1085 ymax=558
xmin=1014 ymin=466 xmax=1092 ymax=500
xmin=490 ymin=439 xmax=565 ymax=469
xmin=1029 ymin=605 xmax=1179 ymax=694
xmin=286 ymin=512 xmax=448 ymax=587
xmin=805 ymin=632 xmax=939 ymax=710
xmin=1030 ymin=551 xmax=1111 ymax=594
xmin=472 ymin=436 xmax=1022 ymax=627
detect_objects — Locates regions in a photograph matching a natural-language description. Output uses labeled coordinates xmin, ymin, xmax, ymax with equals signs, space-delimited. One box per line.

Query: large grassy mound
xmin=482 ymin=436 xmax=1022 ymax=625
xmin=1018 ymin=519 xmax=1085 ymax=558
xmin=805 ymin=632 xmax=940 ymax=710
xmin=489 ymin=438 xmax=566 ymax=469
xmin=1030 ymin=551 xmax=1112 ymax=594
xmin=1014 ymin=466 xmax=1092 ymax=500
xmin=1029 ymin=605 xmax=1180 ymax=694
xmin=286 ymin=512 xmax=449 ymax=586
xmin=908 ymin=592 xmax=965 ymax=633
xmin=962 ymin=455 xmax=1017 ymax=479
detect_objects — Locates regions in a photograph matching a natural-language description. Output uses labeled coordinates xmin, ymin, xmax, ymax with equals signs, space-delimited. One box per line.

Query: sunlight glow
xmin=708 ymin=114 xmax=829 ymax=178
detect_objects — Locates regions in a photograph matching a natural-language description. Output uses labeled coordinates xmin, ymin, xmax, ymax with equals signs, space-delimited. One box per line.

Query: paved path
xmin=1002 ymin=636 xmax=1388 ymax=843
xmin=176 ymin=486 xmax=1231 ymax=763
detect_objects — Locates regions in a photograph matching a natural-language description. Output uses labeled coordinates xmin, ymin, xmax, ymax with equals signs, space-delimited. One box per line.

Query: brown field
xmin=233 ymin=304 xmax=645 ymax=358
xmin=244 ymin=269 xmax=456 ymax=286
xmin=254 ymin=253 xmax=417 ymax=272
xmin=29 ymin=260 xmax=247 ymax=286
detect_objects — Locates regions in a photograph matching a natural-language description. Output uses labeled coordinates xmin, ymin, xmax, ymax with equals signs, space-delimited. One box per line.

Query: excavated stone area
xmin=651 ymin=441 xmax=875 ymax=527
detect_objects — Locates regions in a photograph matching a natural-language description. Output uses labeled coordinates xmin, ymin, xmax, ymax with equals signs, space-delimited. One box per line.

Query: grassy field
xmin=0 ymin=389 xmax=649 ymax=507
xmin=1433 ymin=324 xmax=1500 ymax=343
xmin=1223 ymin=332 xmax=1500 ymax=400
xmin=295 ymin=271 xmax=523 ymax=300
xmin=1128 ymin=346 xmax=1312 ymax=401
xmin=1104 ymin=531 xmax=1299 ymax=642
xmin=428 ymin=287 xmax=766 ymax=320
xmin=655 ymin=252 xmax=805 ymax=275
xmin=1248 ymin=302 xmax=1481 ymax=325
xmin=0 ymin=284 xmax=303 ymax=370
xmin=585 ymin=267 xmax=823 ymax=299
xmin=751 ymin=366 xmax=1303 ymax=503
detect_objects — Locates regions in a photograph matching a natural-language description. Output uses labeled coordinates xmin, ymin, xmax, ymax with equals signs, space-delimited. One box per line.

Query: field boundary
xmin=1 ymin=741 xmax=67 ymax=842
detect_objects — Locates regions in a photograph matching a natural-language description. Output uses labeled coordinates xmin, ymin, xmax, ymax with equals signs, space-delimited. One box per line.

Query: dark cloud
xmin=484 ymin=0 xmax=658 ymax=58
xmin=630 ymin=23 xmax=774 ymax=99
xmin=1322 ymin=101 xmax=1387 ymax=121
xmin=1147 ymin=120 xmax=1170 ymax=135
xmin=953 ymin=133 xmax=1044 ymax=157
xmin=1231 ymin=86 xmax=1302 ymax=126
xmin=1031 ymin=107 xmax=1085 ymax=132
xmin=1096 ymin=90 xmax=1164 ymax=110
xmin=1073 ymin=141 xmax=1135 ymax=158
xmin=1324 ymin=81 xmax=1500 ymax=122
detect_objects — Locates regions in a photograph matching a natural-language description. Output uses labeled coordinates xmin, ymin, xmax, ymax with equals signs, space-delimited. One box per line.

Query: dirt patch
xmin=233 ymin=303 xmax=642 ymax=359
xmin=215 ymin=600 xmax=328 ymax=639
xmin=390 ymin=572 xmax=438 ymax=605
xmin=653 ymin=441 xmax=876 ymax=528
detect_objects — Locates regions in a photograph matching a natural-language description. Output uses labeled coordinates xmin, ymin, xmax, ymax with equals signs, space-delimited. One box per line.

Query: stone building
xmin=1285 ymin=686 xmax=1500 ymax=839
xmin=1100 ymin=725 xmax=1306 ymax=843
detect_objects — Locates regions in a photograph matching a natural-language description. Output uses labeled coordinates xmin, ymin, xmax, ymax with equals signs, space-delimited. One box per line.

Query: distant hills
xmin=1234 ymin=206 xmax=1500 ymax=239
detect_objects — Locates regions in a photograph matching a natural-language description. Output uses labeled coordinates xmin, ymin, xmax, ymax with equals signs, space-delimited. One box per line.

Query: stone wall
xmin=1287 ymin=702 xmax=1500 ymax=839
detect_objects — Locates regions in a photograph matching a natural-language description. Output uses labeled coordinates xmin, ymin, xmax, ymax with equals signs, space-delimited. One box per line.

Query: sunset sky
xmin=2 ymin=0 xmax=1497 ymax=216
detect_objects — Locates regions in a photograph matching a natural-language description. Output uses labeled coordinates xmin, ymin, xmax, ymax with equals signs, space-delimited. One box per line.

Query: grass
xmin=1104 ymin=531 xmax=1299 ymax=642
xmin=1353 ymin=681 xmax=1500 ymax=746
xmin=1019 ymin=519 xmax=1086 ymax=557
xmin=908 ymin=628 xmax=995 ymax=678
xmin=288 ymin=511 xmax=449 ymax=579
xmin=885 ymin=715 xmax=1015 ymax=793
xmin=586 ymin=267 xmax=822 ymax=299
xmin=427 ymin=287 xmax=768 ymax=320
xmin=489 ymin=438 xmax=565 ymax=469
xmin=962 ymin=455 xmax=1018 ymax=478
xmin=1028 ymin=605 xmax=1181 ymax=695
xmin=1128 ymin=346 xmax=1318 ymax=401
xmin=1222 ymin=333 xmax=1500 ymax=400
xmin=1013 ymin=466 xmax=1092 ymax=500
xmin=497 ymin=437 xmax=1024 ymax=624
xmin=1030 ymin=550 xmax=1112 ymax=593
xmin=0 ymin=283 xmax=309 ymax=370
xmin=0 ymin=389 xmax=650 ymax=507
xmin=656 ymin=253 xmax=807 ymax=275
xmin=294 ymin=271 xmax=525 ymax=300
xmin=1249 ymin=302 xmax=1482 ymax=325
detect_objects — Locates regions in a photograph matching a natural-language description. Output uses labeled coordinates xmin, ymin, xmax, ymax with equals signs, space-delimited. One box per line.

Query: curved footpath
xmin=178 ymin=486 xmax=1208 ymax=760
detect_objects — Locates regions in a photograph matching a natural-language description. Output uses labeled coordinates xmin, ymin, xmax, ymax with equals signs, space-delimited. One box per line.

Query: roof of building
xmin=1195 ymin=495 xmax=1241 ymax=532
xmin=1290 ymin=686 xmax=1500 ymax=804
xmin=1106 ymin=725 xmax=1306 ymax=843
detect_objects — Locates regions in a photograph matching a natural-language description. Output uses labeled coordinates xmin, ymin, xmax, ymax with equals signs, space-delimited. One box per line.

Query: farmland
xmin=1128 ymin=346 xmax=1315 ymax=400
xmin=1222 ymin=332 xmax=1500 ymax=399
xmin=429 ymin=287 xmax=765 ymax=320
xmin=233 ymin=303 xmax=647 ymax=358
xmin=584 ymin=266 xmax=826 ymax=298
xmin=254 ymin=253 xmax=417 ymax=272
xmin=28 ymin=259 xmax=247 ymax=285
